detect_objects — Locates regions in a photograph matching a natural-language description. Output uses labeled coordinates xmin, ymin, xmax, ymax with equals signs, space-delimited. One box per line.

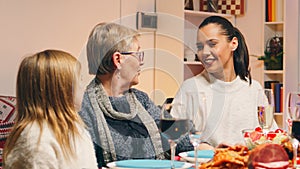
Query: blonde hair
xmin=87 ymin=22 xmax=140 ymax=75
xmin=3 ymin=49 xmax=83 ymax=163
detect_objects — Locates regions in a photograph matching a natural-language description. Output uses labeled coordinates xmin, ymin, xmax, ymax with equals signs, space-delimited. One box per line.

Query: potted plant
xmin=258 ymin=35 xmax=283 ymax=70
xmin=258 ymin=50 xmax=283 ymax=70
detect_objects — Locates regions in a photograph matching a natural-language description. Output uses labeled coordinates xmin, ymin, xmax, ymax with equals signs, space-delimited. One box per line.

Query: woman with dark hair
xmin=198 ymin=15 xmax=251 ymax=83
xmin=171 ymin=16 xmax=277 ymax=148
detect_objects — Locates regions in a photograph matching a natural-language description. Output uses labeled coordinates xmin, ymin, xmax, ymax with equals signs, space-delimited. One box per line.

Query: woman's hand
xmin=198 ymin=142 xmax=214 ymax=150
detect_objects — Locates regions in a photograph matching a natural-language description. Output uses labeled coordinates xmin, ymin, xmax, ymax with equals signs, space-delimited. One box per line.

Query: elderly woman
xmin=79 ymin=22 xmax=193 ymax=167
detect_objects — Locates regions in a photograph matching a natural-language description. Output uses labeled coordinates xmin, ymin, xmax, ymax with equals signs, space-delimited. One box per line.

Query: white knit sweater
xmin=4 ymin=122 xmax=98 ymax=169
xmin=172 ymin=74 xmax=278 ymax=147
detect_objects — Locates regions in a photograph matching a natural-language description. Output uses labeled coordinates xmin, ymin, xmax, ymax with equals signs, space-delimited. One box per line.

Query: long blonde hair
xmin=3 ymin=49 xmax=83 ymax=163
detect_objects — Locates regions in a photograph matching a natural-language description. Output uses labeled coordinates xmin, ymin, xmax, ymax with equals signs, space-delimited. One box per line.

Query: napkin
xmin=186 ymin=150 xmax=214 ymax=158
xmin=115 ymin=159 xmax=185 ymax=168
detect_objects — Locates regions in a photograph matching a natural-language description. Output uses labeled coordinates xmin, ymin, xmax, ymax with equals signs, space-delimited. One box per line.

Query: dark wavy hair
xmin=199 ymin=16 xmax=252 ymax=85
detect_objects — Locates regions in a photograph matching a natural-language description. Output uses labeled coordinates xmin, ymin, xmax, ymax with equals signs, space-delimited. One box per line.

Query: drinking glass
xmin=257 ymin=89 xmax=275 ymax=134
xmin=185 ymin=92 xmax=207 ymax=169
xmin=159 ymin=101 xmax=189 ymax=169
xmin=287 ymin=92 xmax=300 ymax=168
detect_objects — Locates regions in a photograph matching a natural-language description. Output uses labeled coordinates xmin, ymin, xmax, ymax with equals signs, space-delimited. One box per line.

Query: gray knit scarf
xmin=86 ymin=78 xmax=164 ymax=163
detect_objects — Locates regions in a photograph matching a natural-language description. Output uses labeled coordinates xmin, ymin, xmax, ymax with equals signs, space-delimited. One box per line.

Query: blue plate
xmin=113 ymin=159 xmax=191 ymax=168
xmin=186 ymin=150 xmax=214 ymax=158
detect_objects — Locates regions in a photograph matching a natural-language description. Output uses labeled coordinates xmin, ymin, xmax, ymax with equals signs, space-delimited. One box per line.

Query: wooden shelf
xmin=184 ymin=61 xmax=202 ymax=65
xmin=264 ymin=70 xmax=284 ymax=74
xmin=264 ymin=21 xmax=284 ymax=25
xmin=274 ymin=112 xmax=283 ymax=128
xmin=184 ymin=10 xmax=232 ymax=18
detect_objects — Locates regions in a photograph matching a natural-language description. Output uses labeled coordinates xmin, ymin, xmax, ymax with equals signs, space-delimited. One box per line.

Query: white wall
xmin=299 ymin=1 xmax=300 ymax=91
xmin=235 ymin=0 xmax=264 ymax=86
xmin=0 ymin=0 xmax=156 ymax=97
xmin=119 ymin=0 xmax=157 ymax=101
xmin=0 ymin=0 xmax=116 ymax=95
xmin=155 ymin=0 xmax=185 ymax=105
xmin=285 ymin=0 xmax=299 ymax=93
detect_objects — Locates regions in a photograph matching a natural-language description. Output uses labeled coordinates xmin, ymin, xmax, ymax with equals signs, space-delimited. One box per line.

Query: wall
xmin=285 ymin=0 xmax=299 ymax=93
xmin=299 ymin=1 xmax=300 ymax=91
xmin=119 ymin=0 xmax=157 ymax=102
xmin=0 ymin=0 xmax=156 ymax=98
xmin=155 ymin=0 xmax=184 ymax=105
xmin=235 ymin=0 xmax=264 ymax=86
xmin=0 ymin=0 xmax=116 ymax=95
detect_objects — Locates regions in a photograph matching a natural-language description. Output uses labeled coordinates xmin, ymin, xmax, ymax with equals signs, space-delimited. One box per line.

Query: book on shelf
xmin=267 ymin=0 xmax=272 ymax=21
xmin=274 ymin=83 xmax=283 ymax=113
xmin=276 ymin=0 xmax=283 ymax=22
xmin=265 ymin=0 xmax=283 ymax=22
xmin=280 ymin=86 xmax=283 ymax=113
xmin=264 ymin=80 xmax=279 ymax=89
xmin=265 ymin=0 xmax=270 ymax=22
xmin=264 ymin=81 xmax=283 ymax=113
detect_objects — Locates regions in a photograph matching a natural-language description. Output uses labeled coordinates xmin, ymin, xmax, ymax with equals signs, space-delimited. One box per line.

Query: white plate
xmin=178 ymin=152 xmax=212 ymax=163
xmin=106 ymin=159 xmax=193 ymax=169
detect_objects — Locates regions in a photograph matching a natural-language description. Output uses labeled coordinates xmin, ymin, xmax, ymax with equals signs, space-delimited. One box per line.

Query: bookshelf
xmin=262 ymin=0 xmax=285 ymax=127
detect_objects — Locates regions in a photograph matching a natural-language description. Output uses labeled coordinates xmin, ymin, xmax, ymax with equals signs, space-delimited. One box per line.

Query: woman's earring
xmin=117 ymin=71 xmax=121 ymax=79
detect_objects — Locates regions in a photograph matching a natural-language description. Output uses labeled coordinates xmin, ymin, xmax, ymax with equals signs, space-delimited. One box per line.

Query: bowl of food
xmin=242 ymin=127 xmax=290 ymax=150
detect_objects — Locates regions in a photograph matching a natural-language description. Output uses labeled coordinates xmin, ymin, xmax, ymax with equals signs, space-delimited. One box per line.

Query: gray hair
xmin=87 ymin=22 xmax=139 ymax=75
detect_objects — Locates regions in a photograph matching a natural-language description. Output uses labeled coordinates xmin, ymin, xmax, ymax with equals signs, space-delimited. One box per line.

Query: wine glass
xmin=185 ymin=92 xmax=207 ymax=169
xmin=257 ymin=89 xmax=275 ymax=134
xmin=159 ymin=100 xmax=189 ymax=169
xmin=287 ymin=92 xmax=300 ymax=168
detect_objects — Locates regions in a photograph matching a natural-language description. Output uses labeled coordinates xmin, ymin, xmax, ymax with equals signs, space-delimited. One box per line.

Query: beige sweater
xmin=4 ymin=122 xmax=98 ymax=169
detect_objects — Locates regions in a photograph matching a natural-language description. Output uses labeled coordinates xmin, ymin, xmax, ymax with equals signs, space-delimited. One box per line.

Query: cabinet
xmin=261 ymin=0 xmax=285 ymax=127
xmin=183 ymin=10 xmax=234 ymax=80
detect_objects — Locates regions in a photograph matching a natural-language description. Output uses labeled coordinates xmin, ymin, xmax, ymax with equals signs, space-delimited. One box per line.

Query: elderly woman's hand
xmin=198 ymin=142 xmax=214 ymax=150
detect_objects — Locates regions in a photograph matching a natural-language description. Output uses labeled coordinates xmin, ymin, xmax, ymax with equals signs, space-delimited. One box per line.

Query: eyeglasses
xmin=121 ymin=51 xmax=144 ymax=64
